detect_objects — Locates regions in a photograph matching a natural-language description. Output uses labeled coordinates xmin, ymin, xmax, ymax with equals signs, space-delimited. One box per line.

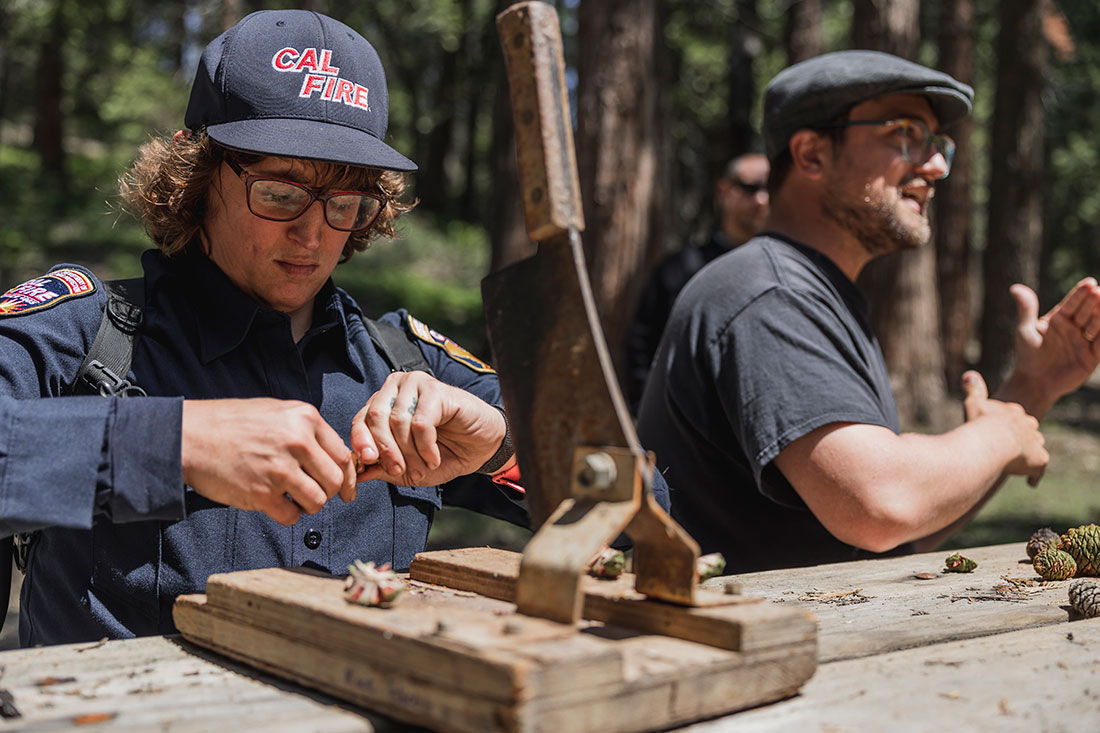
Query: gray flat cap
xmin=763 ymin=50 xmax=974 ymax=161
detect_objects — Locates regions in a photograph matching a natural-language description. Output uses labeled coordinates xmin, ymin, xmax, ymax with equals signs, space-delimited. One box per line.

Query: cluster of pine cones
xmin=1026 ymin=525 xmax=1100 ymax=580
xmin=1027 ymin=525 xmax=1100 ymax=617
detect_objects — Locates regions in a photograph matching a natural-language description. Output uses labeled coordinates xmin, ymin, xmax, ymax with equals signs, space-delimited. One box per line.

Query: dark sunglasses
xmin=730 ymin=178 xmax=768 ymax=195
xmin=225 ymin=159 xmax=386 ymax=232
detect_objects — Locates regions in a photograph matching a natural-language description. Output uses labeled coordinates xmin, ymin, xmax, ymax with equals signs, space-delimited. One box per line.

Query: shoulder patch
xmin=0 ymin=269 xmax=97 ymax=317
xmin=406 ymin=314 xmax=495 ymax=374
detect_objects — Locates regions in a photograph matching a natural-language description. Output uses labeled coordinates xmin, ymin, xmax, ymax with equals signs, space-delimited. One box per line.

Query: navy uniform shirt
xmin=0 ymin=249 xmax=523 ymax=645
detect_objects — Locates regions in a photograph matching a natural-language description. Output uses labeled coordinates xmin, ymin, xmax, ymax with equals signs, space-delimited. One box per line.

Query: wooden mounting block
xmin=174 ymin=548 xmax=816 ymax=732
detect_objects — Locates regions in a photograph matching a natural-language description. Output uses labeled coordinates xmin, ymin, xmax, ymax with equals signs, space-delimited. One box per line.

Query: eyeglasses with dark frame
xmin=225 ymin=159 xmax=387 ymax=232
xmin=813 ymin=118 xmax=956 ymax=180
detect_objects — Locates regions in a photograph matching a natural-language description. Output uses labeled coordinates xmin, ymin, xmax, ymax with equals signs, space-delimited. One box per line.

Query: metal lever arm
xmin=487 ymin=1 xmax=701 ymax=623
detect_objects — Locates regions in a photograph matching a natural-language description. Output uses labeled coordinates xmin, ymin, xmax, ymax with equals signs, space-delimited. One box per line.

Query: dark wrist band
xmin=476 ymin=405 xmax=514 ymax=475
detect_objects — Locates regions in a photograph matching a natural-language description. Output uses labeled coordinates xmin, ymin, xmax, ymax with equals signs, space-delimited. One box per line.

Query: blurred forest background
xmin=1 ymin=0 xmax=1100 ymax=553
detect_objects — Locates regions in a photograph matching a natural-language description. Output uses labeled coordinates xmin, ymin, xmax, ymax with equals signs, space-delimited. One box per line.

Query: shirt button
xmin=303 ymin=529 xmax=322 ymax=549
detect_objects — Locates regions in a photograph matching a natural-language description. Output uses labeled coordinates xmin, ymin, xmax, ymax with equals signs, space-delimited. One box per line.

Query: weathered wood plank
xmin=682 ymin=617 xmax=1100 ymax=731
xmin=0 ymin=635 xmax=380 ymax=731
xmin=189 ymin=567 xmax=624 ymax=703
xmin=175 ymin=595 xmax=511 ymax=732
xmin=701 ymin=542 xmax=1072 ymax=662
xmin=174 ymin=567 xmax=817 ymax=733
xmin=409 ymin=548 xmax=816 ymax=653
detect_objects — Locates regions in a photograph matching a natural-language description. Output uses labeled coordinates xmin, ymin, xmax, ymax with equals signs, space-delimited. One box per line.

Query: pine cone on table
xmin=1068 ymin=578 xmax=1100 ymax=618
xmin=1059 ymin=524 xmax=1100 ymax=577
xmin=1033 ymin=547 xmax=1076 ymax=581
xmin=1026 ymin=527 xmax=1060 ymax=560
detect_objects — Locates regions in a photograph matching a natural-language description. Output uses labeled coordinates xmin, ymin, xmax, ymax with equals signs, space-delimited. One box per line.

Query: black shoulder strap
xmin=71 ymin=278 xmax=146 ymax=397
xmin=364 ymin=317 xmax=434 ymax=376
xmin=0 ymin=537 xmax=10 ymax=632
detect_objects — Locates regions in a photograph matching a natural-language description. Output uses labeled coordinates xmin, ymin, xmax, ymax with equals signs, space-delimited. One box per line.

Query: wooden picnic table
xmin=0 ymin=542 xmax=1096 ymax=730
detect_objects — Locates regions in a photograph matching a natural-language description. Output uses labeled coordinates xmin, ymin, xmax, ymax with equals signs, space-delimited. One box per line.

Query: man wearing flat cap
xmin=638 ymin=50 xmax=1100 ymax=572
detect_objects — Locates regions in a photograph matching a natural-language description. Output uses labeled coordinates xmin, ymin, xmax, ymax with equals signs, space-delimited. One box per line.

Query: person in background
xmin=626 ymin=153 xmax=769 ymax=410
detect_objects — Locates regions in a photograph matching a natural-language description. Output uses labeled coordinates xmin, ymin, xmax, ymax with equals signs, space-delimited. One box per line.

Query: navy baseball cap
xmin=763 ymin=50 xmax=974 ymax=162
xmin=185 ymin=9 xmax=416 ymax=172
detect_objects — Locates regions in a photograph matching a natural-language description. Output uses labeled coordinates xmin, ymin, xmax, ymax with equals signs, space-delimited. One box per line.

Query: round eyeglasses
xmin=814 ymin=118 xmax=956 ymax=180
xmin=225 ymin=159 xmax=386 ymax=232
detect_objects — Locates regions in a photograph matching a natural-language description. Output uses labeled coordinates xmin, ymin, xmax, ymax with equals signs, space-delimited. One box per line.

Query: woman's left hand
xmin=350 ymin=371 xmax=507 ymax=486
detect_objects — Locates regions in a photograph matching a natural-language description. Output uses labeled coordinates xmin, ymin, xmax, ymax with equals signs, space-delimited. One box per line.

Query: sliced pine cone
xmin=696 ymin=552 xmax=727 ymax=582
xmin=1068 ymin=578 xmax=1100 ymax=618
xmin=1059 ymin=524 xmax=1100 ymax=577
xmin=944 ymin=553 xmax=977 ymax=573
xmin=588 ymin=547 xmax=625 ymax=579
xmin=1033 ymin=547 xmax=1076 ymax=581
xmin=1026 ymin=527 xmax=1061 ymax=560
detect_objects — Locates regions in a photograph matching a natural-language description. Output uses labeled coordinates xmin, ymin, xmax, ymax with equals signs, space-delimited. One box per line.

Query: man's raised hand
xmin=963 ymin=370 xmax=1048 ymax=487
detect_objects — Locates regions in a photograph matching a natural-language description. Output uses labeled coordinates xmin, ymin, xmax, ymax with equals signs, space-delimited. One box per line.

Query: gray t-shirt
xmin=637 ymin=233 xmax=907 ymax=572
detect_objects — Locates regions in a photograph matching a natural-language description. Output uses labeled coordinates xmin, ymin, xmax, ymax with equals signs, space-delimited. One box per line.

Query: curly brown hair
xmin=118 ymin=129 xmax=412 ymax=261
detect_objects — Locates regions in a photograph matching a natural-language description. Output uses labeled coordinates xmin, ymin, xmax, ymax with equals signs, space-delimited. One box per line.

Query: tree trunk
xmin=487 ymin=0 xmax=532 ymax=274
xmin=851 ymin=0 xmax=947 ymax=429
xmin=459 ymin=0 xmax=489 ymax=224
xmin=727 ymin=0 xmax=760 ymax=158
xmin=417 ymin=48 xmax=459 ymax=217
xmin=576 ymin=0 xmax=661 ymax=378
xmin=785 ymin=0 xmax=822 ymax=64
xmin=978 ymin=0 xmax=1046 ymax=389
xmin=935 ymin=0 xmax=976 ymax=395
xmin=221 ymin=0 xmax=244 ymax=31
xmin=34 ymin=0 xmax=66 ymax=188
xmin=852 ymin=0 xmax=919 ymax=57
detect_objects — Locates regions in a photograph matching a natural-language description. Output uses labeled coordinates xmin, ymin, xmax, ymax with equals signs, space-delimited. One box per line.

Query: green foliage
xmin=333 ymin=212 xmax=490 ymax=351
xmin=89 ymin=46 xmax=189 ymax=144
xmin=0 ymin=144 xmax=148 ymax=287
xmin=1043 ymin=3 xmax=1100 ymax=301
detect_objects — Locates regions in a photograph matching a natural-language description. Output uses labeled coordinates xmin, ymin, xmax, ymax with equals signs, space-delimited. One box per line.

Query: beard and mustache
xmin=820 ymin=176 xmax=934 ymax=258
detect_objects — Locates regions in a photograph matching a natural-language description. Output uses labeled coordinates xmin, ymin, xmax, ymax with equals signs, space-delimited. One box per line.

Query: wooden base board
xmin=174 ymin=561 xmax=817 ymax=732
xmin=411 ymin=547 xmax=807 ymax=653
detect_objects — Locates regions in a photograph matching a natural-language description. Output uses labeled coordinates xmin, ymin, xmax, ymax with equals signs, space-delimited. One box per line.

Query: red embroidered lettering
xmin=272 ymin=47 xmax=299 ymax=71
xmin=299 ymin=75 xmax=326 ymax=98
xmin=296 ymin=48 xmax=319 ymax=73
xmin=352 ymin=84 xmax=369 ymax=111
xmin=333 ymin=79 xmax=354 ymax=105
xmin=319 ymin=49 xmax=340 ymax=75
xmin=322 ymin=77 xmax=337 ymax=100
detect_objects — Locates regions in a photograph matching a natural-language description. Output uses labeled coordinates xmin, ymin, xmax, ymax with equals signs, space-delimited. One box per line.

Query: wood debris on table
xmin=798 ymin=589 xmax=871 ymax=606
